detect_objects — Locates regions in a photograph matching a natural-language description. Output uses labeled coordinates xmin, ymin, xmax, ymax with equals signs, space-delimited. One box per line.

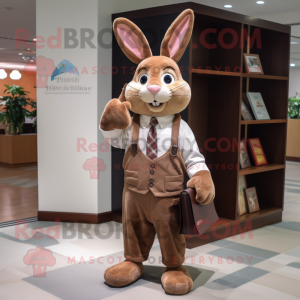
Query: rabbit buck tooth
xmin=151 ymin=101 xmax=161 ymax=107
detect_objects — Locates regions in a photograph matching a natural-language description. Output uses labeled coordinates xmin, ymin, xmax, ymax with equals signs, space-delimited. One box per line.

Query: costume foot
xmin=104 ymin=260 xmax=143 ymax=287
xmin=161 ymin=266 xmax=193 ymax=295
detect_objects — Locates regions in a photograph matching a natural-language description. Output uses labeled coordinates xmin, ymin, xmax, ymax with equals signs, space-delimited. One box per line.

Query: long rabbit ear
xmin=113 ymin=18 xmax=152 ymax=65
xmin=160 ymin=9 xmax=194 ymax=62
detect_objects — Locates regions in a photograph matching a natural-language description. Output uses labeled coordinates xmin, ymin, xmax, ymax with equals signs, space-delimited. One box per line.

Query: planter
xmin=0 ymin=134 xmax=37 ymax=165
xmin=286 ymin=119 xmax=300 ymax=161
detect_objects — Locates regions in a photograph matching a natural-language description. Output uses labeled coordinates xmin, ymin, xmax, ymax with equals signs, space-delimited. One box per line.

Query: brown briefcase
xmin=179 ymin=188 xmax=219 ymax=235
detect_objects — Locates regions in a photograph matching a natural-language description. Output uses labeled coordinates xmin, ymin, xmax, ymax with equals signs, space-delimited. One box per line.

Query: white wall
xmin=37 ymin=0 xmax=99 ymax=213
xmin=289 ymin=67 xmax=300 ymax=98
xmin=254 ymin=9 xmax=300 ymax=24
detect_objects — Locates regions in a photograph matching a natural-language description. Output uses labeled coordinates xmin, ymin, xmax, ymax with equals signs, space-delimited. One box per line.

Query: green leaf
xmin=18 ymin=123 xmax=23 ymax=133
xmin=1 ymin=84 xmax=35 ymax=130
xmin=288 ymin=95 xmax=300 ymax=118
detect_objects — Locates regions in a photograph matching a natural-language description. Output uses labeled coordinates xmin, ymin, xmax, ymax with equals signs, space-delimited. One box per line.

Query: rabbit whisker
xmin=126 ymin=84 xmax=140 ymax=91
xmin=170 ymin=83 xmax=188 ymax=92
xmin=125 ymin=93 xmax=139 ymax=97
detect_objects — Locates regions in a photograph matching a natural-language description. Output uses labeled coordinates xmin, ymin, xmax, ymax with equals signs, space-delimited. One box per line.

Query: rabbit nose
xmin=147 ymin=85 xmax=161 ymax=95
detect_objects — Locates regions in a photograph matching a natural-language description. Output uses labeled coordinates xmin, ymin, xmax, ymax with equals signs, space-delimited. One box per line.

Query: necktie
xmin=146 ymin=117 xmax=158 ymax=160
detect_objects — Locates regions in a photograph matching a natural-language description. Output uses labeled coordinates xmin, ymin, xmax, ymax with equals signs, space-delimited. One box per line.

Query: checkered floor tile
xmin=0 ymin=162 xmax=300 ymax=299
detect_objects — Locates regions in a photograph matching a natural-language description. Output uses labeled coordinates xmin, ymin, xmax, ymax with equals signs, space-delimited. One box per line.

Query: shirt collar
xmin=140 ymin=114 xmax=175 ymax=129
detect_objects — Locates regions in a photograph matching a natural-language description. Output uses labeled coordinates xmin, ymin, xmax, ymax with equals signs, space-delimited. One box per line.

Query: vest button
xmin=151 ymin=163 xmax=155 ymax=168
xmin=149 ymin=179 xmax=154 ymax=183
xmin=150 ymin=170 xmax=154 ymax=175
xmin=149 ymin=183 xmax=153 ymax=188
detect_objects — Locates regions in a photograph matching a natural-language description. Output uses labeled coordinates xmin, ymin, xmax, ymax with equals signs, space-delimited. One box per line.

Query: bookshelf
xmin=112 ymin=2 xmax=290 ymax=248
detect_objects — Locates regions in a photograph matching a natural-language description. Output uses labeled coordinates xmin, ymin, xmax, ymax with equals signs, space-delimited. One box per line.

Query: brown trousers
xmin=123 ymin=186 xmax=186 ymax=267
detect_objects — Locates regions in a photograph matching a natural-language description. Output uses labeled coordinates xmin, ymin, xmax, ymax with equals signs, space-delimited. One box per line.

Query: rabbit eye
xmin=139 ymin=74 xmax=148 ymax=85
xmin=162 ymin=73 xmax=174 ymax=85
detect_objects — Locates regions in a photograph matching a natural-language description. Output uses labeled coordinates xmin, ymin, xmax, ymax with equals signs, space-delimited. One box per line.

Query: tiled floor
xmin=0 ymin=165 xmax=38 ymax=222
xmin=0 ymin=162 xmax=300 ymax=299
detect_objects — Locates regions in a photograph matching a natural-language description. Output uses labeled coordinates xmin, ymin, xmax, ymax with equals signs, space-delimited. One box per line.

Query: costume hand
xmin=100 ymin=84 xmax=132 ymax=131
xmin=187 ymin=171 xmax=215 ymax=205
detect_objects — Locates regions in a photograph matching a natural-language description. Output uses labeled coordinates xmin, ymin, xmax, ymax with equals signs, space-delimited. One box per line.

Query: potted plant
xmin=287 ymin=93 xmax=300 ymax=159
xmin=0 ymin=84 xmax=31 ymax=135
xmin=288 ymin=93 xmax=300 ymax=119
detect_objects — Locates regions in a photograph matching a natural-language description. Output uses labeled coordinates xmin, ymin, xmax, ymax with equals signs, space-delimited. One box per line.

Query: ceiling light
xmin=18 ymin=53 xmax=23 ymax=55
xmin=0 ymin=69 xmax=8 ymax=79
xmin=224 ymin=5 xmax=232 ymax=8
xmin=2 ymin=7 xmax=12 ymax=10
xmin=10 ymin=70 xmax=22 ymax=80
xmin=256 ymin=1 xmax=265 ymax=4
xmin=291 ymin=41 xmax=299 ymax=44
xmin=290 ymin=63 xmax=296 ymax=67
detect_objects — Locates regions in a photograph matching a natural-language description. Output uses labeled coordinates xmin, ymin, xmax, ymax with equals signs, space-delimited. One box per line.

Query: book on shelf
xmin=243 ymin=54 xmax=264 ymax=75
xmin=244 ymin=187 xmax=260 ymax=213
xmin=248 ymin=138 xmax=268 ymax=166
xmin=241 ymin=93 xmax=254 ymax=120
xmin=239 ymin=139 xmax=251 ymax=168
xmin=241 ymin=101 xmax=254 ymax=120
xmin=238 ymin=175 xmax=248 ymax=216
xmin=246 ymin=92 xmax=270 ymax=120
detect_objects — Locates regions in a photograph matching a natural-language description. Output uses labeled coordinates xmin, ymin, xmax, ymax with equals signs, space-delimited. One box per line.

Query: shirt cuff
xmin=99 ymin=125 xmax=123 ymax=139
xmin=187 ymin=163 xmax=210 ymax=178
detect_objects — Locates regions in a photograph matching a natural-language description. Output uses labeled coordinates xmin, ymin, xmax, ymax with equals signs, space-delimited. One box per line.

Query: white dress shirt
xmin=100 ymin=114 xmax=209 ymax=178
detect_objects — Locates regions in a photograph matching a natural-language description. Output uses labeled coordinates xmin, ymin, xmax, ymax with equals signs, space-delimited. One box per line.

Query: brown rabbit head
xmin=113 ymin=9 xmax=194 ymax=116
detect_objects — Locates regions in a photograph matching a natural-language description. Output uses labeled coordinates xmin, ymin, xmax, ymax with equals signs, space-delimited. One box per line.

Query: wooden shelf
xmin=239 ymin=164 xmax=285 ymax=175
xmin=192 ymin=70 xmax=288 ymax=81
xmin=242 ymin=73 xmax=288 ymax=81
xmin=241 ymin=119 xmax=287 ymax=125
xmin=192 ymin=69 xmax=240 ymax=77
xmin=237 ymin=207 xmax=283 ymax=222
xmin=186 ymin=208 xmax=282 ymax=248
xmin=198 ymin=207 xmax=281 ymax=232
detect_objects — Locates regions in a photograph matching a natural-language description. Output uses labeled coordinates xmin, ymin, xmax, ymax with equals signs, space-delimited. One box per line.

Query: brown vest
xmin=122 ymin=114 xmax=187 ymax=197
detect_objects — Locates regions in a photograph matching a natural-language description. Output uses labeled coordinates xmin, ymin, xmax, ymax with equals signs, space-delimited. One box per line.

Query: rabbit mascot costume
xmin=100 ymin=9 xmax=215 ymax=295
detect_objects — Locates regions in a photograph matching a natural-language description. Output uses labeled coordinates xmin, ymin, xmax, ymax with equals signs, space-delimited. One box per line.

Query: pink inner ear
xmin=168 ymin=14 xmax=191 ymax=58
xmin=117 ymin=24 xmax=143 ymax=59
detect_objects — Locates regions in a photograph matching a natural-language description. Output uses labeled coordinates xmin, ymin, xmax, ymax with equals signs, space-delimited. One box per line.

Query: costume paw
xmin=187 ymin=171 xmax=215 ymax=205
xmin=104 ymin=260 xmax=143 ymax=287
xmin=161 ymin=266 xmax=193 ymax=295
xmin=100 ymin=84 xmax=131 ymax=131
